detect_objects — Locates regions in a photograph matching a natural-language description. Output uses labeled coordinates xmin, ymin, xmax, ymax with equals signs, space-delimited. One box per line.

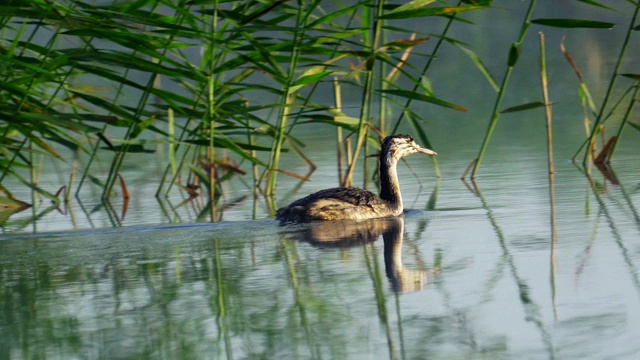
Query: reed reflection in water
xmin=285 ymin=216 xmax=434 ymax=293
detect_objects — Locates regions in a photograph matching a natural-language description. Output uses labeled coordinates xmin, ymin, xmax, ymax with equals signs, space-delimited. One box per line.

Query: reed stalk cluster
xmin=0 ymin=0 xmax=637 ymax=220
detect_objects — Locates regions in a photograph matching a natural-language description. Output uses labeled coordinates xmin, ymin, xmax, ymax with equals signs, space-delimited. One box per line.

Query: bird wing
xmin=286 ymin=187 xmax=383 ymax=207
xmin=275 ymin=187 xmax=386 ymax=222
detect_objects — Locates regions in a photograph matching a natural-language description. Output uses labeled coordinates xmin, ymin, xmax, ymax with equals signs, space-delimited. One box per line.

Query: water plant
xmin=465 ymin=0 xmax=639 ymax=178
xmin=2 ymin=0 xmax=637 ymax=228
xmin=0 ymin=0 xmax=478 ymax=220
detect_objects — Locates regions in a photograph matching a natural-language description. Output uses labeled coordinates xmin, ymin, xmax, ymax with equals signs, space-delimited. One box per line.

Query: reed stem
xmin=265 ymin=1 xmax=309 ymax=196
xmin=65 ymin=160 xmax=76 ymax=204
xmin=343 ymin=0 xmax=385 ymax=187
xmin=208 ymin=0 xmax=218 ymax=222
xmin=333 ymin=77 xmax=345 ymax=185
xmin=540 ymin=32 xmax=558 ymax=318
xmin=391 ymin=0 xmax=461 ymax=135
xmin=470 ymin=0 xmax=538 ymax=179
xmin=539 ymin=33 xmax=555 ymax=178
xmin=29 ymin=139 xmax=37 ymax=232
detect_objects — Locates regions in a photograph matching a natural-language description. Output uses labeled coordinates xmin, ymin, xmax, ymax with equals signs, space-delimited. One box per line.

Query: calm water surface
xmin=2 ymin=138 xmax=640 ymax=359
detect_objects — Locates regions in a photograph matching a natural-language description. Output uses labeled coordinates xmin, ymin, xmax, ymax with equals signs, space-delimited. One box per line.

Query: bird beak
xmin=417 ymin=147 xmax=437 ymax=156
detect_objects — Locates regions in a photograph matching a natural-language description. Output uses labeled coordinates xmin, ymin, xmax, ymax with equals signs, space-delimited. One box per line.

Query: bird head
xmin=381 ymin=135 xmax=437 ymax=162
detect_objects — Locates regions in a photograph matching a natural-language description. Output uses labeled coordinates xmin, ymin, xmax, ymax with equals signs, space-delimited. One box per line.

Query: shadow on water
xmin=283 ymin=216 xmax=433 ymax=293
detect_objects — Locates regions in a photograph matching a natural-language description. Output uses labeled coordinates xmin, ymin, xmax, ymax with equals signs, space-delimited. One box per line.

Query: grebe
xmin=276 ymin=134 xmax=437 ymax=223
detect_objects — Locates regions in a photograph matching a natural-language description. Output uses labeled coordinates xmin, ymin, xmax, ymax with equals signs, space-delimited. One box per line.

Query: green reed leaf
xmin=65 ymin=50 xmax=204 ymax=81
xmin=385 ymin=0 xmax=437 ymax=16
xmin=456 ymin=45 xmax=499 ymax=92
xmin=70 ymin=91 xmax=136 ymax=121
xmin=17 ymin=112 xmax=103 ymax=133
xmin=379 ymin=5 xmax=486 ymax=20
xmin=42 ymin=136 xmax=80 ymax=152
xmin=500 ymin=101 xmax=547 ymax=113
xmin=576 ymin=0 xmax=615 ymax=11
xmin=102 ymin=144 xmax=156 ymax=153
xmin=130 ymin=118 xmax=156 ymax=139
xmin=578 ymin=83 xmax=598 ymax=116
xmin=290 ymin=70 xmax=334 ymax=93
xmin=531 ymin=19 xmax=615 ymax=29
xmin=307 ymin=3 xmax=362 ymax=28
xmin=0 ymin=196 xmax=31 ymax=209
xmin=508 ymin=42 xmax=520 ymax=66
xmin=81 ymin=8 xmax=196 ymax=32
xmin=379 ymin=89 xmax=467 ymax=112
xmin=292 ymin=71 xmax=335 ymax=87
xmin=0 ymin=6 xmax=43 ymax=19
xmin=185 ymin=138 xmax=269 ymax=165
xmin=621 ymin=73 xmax=640 ymax=81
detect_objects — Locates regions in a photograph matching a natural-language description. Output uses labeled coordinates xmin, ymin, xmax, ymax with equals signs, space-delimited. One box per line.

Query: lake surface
xmin=2 ymin=1 xmax=640 ymax=359
xmin=2 ymin=134 xmax=640 ymax=358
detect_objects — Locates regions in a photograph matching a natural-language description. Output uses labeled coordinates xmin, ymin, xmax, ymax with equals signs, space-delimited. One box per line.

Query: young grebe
xmin=276 ymin=135 xmax=437 ymax=223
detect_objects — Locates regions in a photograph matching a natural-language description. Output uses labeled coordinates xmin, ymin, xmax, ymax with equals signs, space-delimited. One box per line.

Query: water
xmin=3 ymin=1 xmax=640 ymax=358
xmin=2 ymin=138 xmax=640 ymax=358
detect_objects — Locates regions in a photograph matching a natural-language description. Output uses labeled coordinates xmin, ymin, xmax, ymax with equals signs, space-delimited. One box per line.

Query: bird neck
xmin=378 ymin=156 xmax=402 ymax=211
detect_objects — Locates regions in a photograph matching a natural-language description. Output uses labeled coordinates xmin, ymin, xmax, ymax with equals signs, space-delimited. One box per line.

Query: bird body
xmin=276 ymin=135 xmax=436 ymax=223
xmin=276 ymin=187 xmax=399 ymax=222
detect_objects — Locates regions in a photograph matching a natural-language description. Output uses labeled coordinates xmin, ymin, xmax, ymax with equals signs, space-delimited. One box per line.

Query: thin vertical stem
xmin=168 ymin=108 xmax=176 ymax=178
xmin=244 ymin=116 xmax=260 ymax=219
xmin=343 ymin=0 xmax=385 ymax=187
xmin=391 ymin=0 xmax=461 ymax=135
xmin=540 ymin=32 xmax=558 ymax=320
xmin=265 ymin=0 xmax=308 ymax=196
xmin=470 ymin=0 xmax=538 ymax=179
xmin=29 ymin=139 xmax=37 ymax=233
xmin=539 ymin=33 xmax=555 ymax=178
xmin=65 ymin=160 xmax=76 ymax=204
xmin=208 ymin=0 xmax=219 ymax=222
xmin=333 ymin=77 xmax=345 ymax=185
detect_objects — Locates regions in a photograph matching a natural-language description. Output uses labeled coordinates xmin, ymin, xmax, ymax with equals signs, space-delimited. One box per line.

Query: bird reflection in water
xmin=284 ymin=216 xmax=432 ymax=292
